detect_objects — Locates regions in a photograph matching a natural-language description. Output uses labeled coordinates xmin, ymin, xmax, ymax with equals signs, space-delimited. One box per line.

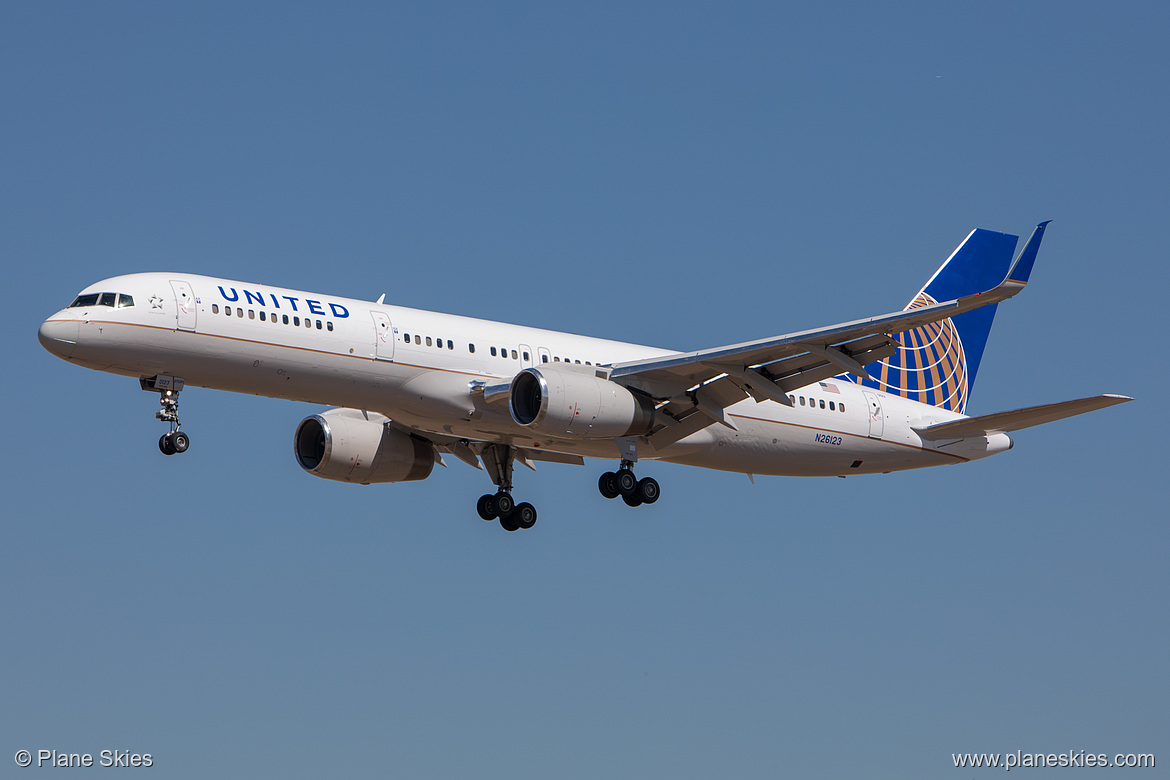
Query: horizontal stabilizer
xmin=914 ymin=394 xmax=1131 ymax=440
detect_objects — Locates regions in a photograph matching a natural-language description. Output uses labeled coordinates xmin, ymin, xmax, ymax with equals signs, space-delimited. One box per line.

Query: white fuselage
xmin=39 ymin=273 xmax=1011 ymax=477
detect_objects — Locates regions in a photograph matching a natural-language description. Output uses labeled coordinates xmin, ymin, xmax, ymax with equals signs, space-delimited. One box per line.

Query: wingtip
xmin=1005 ymin=221 xmax=1050 ymax=285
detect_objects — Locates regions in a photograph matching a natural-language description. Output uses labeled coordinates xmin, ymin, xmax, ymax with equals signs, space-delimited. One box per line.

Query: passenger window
xmin=259 ymin=311 xmax=266 ymax=321
xmin=403 ymin=333 xmax=410 ymax=342
xmin=542 ymin=355 xmax=549 ymax=363
xmin=99 ymin=292 xmax=116 ymax=307
xmin=426 ymin=337 xmax=432 ymax=347
xmin=574 ymin=359 xmax=581 ymax=364
xmin=414 ymin=335 xmax=421 ymax=345
xmin=116 ymin=294 xmax=134 ymax=308
xmin=469 ymin=343 xmax=476 ymax=353
xmin=511 ymin=350 xmax=518 ymax=360
xmin=553 ymin=357 xmax=560 ymax=362
xmin=523 ymin=351 xmax=530 ymax=361
xmin=316 ymin=320 xmax=322 ymax=329
xmin=237 ymin=308 xmax=243 ymax=317
xmin=305 ymin=318 xmax=312 ymax=328
xmin=212 ymin=304 xmax=219 ymax=314
xmin=490 ymin=347 xmax=497 ymax=356
xmin=819 ymin=399 xmax=825 ymax=409
xmin=249 ymin=310 xmax=255 ymax=320
xmin=225 ymin=307 xmax=232 ymax=316
xmin=788 ymin=395 xmax=795 ymax=404
xmin=839 ymin=403 xmax=845 ymax=413
xmin=829 ymin=401 xmax=835 ymax=411
xmin=293 ymin=316 xmax=300 ymax=326
xmin=327 ymin=322 xmax=333 ymax=332
xmin=283 ymin=315 xmax=289 ymax=324
xmin=799 ymin=397 xmax=805 ymax=406
xmin=70 ymin=294 xmax=100 ymax=308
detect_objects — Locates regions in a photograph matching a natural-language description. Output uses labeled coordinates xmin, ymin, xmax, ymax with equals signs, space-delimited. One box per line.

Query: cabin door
xmin=169 ymin=280 xmax=197 ymax=332
xmin=371 ymin=312 xmax=395 ymax=361
xmin=862 ymin=390 xmax=884 ymax=439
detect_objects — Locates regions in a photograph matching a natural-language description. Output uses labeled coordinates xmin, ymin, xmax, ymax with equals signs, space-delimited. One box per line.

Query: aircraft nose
xmin=38 ymin=317 xmax=79 ymax=359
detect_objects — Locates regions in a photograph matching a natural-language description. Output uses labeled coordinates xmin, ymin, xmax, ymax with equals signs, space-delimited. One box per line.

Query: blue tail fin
xmin=855 ymin=224 xmax=1047 ymax=413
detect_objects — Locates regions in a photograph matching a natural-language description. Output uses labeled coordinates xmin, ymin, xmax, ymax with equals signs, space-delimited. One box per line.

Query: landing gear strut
xmin=153 ymin=385 xmax=190 ymax=456
xmin=476 ymin=444 xmax=537 ymax=531
xmin=599 ymin=459 xmax=660 ymax=507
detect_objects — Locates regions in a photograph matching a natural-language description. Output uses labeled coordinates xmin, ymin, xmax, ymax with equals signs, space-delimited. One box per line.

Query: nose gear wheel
xmin=153 ymin=387 xmax=191 ymax=455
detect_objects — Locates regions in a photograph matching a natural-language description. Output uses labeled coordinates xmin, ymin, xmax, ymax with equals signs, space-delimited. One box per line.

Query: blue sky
xmin=2 ymin=2 xmax=1166 ymax=777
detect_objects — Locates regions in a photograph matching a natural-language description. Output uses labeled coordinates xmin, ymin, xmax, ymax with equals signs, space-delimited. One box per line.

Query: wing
xmin=610 ymin=264 xmax=1030 ymax=406
xmin=602 ymin=227 xmax=1050 ymax=444
xmin=612 ymin=297 xmax=957 ymax=399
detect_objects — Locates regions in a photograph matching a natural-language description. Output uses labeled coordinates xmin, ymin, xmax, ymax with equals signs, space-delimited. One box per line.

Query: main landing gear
xmin=598 ymin=461 xmax=660 ymax=507
xmin=153 ymin=385 xmax=190 ymax=456
xmin=476 ymin=444 xmax=537 ymax=531
xmin=470 ymin=442 xmax=659 ymax=527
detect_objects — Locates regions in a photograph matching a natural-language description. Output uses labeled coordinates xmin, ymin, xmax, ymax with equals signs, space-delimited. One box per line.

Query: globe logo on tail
xmin=871 ymin=292 xmax=969 ymax=413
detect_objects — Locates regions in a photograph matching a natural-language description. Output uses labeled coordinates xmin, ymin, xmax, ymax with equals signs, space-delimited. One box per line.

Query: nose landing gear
xmin=158 ymin=428 xmax=189 ymax=456
xmin=147 ymin=377 xmax=190 ymax=456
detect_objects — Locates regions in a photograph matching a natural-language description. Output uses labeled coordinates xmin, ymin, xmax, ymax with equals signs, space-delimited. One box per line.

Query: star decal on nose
xmin=150 ymin=295 xmax=163 ymax=309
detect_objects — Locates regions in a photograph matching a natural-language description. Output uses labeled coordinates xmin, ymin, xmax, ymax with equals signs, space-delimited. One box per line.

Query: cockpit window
xmin=70 ymin=294 xmax=100 ymax=308
xmin=69 ymin=292 xmax=135 ymax=308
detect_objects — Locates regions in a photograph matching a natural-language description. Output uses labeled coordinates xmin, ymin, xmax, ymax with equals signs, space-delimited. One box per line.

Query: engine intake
xmin=294 ymin=408 xmax=435 ymax=484
xmin=509 ymin=367 xmax=655 ymax=439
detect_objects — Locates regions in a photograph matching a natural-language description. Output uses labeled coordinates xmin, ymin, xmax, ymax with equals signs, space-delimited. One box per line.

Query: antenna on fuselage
xmin=376 ymin=293 xmax=386 ymax=304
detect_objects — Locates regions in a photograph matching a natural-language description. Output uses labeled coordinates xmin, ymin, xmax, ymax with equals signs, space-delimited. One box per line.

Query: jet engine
xmin=509 ymin=367 xmax=655 ymax=439
xmin=294 ymin=408 xmax=435 ymax=484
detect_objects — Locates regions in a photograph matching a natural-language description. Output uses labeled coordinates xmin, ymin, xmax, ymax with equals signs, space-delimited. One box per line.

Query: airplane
xmin=38 ymin=221 xmax=1130 ymax=531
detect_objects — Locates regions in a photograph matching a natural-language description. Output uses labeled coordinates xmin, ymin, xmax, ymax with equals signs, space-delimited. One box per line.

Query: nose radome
xmin=38 ymin=318 xmax=79 ymax=359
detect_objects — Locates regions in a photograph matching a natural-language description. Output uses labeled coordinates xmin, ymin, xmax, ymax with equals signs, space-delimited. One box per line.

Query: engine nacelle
xmin=509 ymin=367 xmax=655 ymax=440
xmin=294 ymin=408 xmax=435 ymax=484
